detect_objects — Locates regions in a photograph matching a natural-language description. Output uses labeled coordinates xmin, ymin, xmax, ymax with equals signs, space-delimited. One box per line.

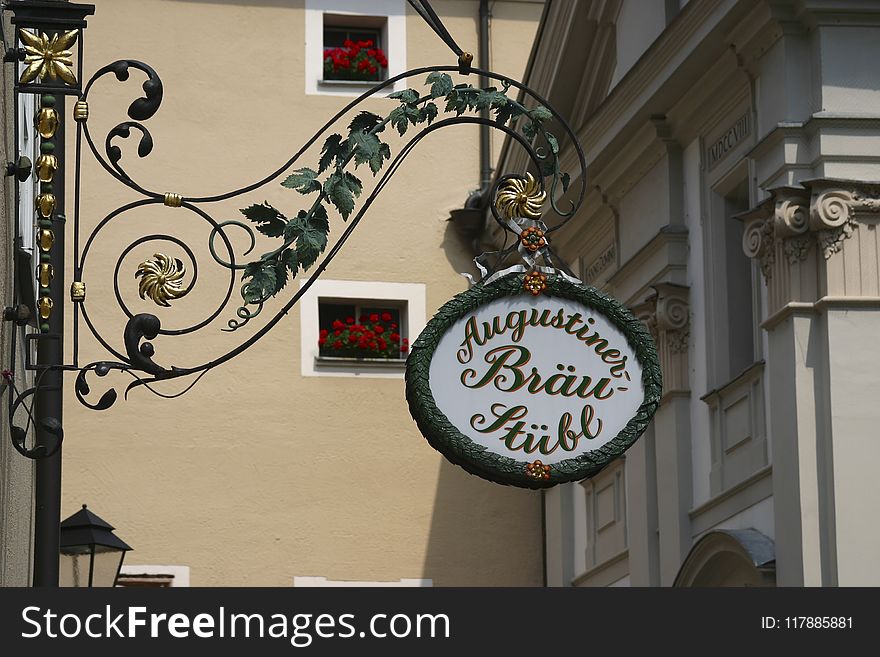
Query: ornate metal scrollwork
xmin=6 ymin=21 xmax=588 ymax=419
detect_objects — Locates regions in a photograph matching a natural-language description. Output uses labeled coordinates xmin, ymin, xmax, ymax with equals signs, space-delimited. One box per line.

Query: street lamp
xmin=59 ymin=505 xmax=131 ymax=587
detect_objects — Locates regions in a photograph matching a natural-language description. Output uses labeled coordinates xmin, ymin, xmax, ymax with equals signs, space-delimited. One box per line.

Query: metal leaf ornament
xmin=19 ymin=29 xmax=78 ymax=85
xmin=494 ymin=173 xmax=547 ymax=220
xmin=135 ymin=253 xmax=188 ymax=307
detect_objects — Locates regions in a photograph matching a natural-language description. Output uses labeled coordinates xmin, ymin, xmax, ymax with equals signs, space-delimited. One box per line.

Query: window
xmin=322 ymin=16 xmax=388 ymax=83
xmin=305 ymin=0 xmax=406 ymax=96
xmin=705 ymin=168 xmax=759 ymax=388
xmin=721 ymin=180 xmax=755 ymax=381
xmin=17 ymin=82 xmax=37 ymax=253
xmin=299 ymin=280 xmax=426 ymax=378
xmin=318 ymin=300 xmax=407 ymax=359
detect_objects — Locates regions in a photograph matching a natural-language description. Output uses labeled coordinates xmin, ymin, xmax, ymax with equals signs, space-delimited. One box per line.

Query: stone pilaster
xmin=635 ymin=283 xmax=691 ymax=585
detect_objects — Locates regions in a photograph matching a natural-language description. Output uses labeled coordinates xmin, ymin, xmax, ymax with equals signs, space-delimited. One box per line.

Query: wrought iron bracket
xmin=5 ymin=156 xmax=32 ymax=182
xmin=2 ymin=305 xmax=31 ymax=325
xmin=3 ymin=46 xmax=25 ymax=62
xmin=24 ymin=333 xmax=61 ymax=371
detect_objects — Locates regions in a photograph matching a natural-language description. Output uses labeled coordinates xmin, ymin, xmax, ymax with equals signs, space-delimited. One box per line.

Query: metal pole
xmin=478 ymin=0 xmax=491 ymax=191
xmin=32 ymin=90 xmax=65 ymax=587
xmin=7 ymin=0 xmax=95 ymax=588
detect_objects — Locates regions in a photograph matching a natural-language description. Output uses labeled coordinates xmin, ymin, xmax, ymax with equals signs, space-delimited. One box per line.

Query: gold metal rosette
xmin=135 ymin=253 xmax=188 ymax=307
xmin=19 ymin=29 xmax=78 ymax=85
xmin=494 ymin=172 xmax=547 ymax=220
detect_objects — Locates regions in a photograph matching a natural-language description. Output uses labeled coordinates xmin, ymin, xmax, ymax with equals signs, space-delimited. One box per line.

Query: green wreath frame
xmin=405 ymin=272 xmax=663 ymax=489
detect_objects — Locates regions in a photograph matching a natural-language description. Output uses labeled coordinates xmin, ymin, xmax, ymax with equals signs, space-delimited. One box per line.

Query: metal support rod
xmin=32 ymin=90 xmax=65 ymax=587
xmin=479 ymin=0 xmax=491 ymax=191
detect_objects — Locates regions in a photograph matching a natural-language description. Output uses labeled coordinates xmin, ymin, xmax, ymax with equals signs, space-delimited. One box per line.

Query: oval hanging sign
xmin=406 ymin=272 xmax=662 ymax=488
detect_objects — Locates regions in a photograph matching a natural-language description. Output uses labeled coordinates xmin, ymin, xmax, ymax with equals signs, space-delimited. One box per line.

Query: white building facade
xmin=490 ymin=0 xmax=880 ymax=586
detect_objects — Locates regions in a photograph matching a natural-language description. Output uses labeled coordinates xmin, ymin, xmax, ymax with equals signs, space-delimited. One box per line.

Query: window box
xmin=315 ymin=355 xmax=408 ymax=370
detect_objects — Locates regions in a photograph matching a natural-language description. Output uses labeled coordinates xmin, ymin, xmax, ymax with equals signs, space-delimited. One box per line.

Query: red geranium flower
xmin=323 ymin=42 xmax=388 ymax=82
xmin=318 ymin=306 xmax=402 ymax=359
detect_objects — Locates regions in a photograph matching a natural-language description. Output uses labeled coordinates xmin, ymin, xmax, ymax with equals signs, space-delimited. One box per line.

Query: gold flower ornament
xmin=135 ymin=254 xmax=188 ymax=307
xmin=494 ymin=173 xmax=547 ymax=220
xmin=19 ymin=29 xmax=78 ymax=85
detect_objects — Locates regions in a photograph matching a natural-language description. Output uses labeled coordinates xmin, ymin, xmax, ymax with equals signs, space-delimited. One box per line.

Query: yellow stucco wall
xmin=60 ymin=0 xmax=544 ymax=586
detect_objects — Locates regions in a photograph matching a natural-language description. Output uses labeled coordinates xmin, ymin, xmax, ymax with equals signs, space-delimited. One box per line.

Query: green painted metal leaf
xmin=348 ymin=111 xmax=384 ymax=135
xmin=389 ymin=88 xmax=419 ymax=104
xmin=324 ymin=172 xmax=355 ymax=220
xmin=281 ymin=168 xmax=322 ymax=194
xmin=241 ymin=203 xmax=286 ymax=238
xmin=426 ymin=72 xmax=453 ymax=99
xmin=319 ymin=133 xmax=344 ymax=174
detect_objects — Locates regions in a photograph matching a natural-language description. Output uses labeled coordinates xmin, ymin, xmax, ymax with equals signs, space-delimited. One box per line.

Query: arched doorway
xmin=674 ymin=529 xmax=775 ymax=587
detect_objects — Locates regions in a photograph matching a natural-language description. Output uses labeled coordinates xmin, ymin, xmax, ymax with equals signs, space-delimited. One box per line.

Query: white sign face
xmin=406 ymin=274 xmax=660 ymax=488
xmin=429 ymin=296 xmax=644 ymax=465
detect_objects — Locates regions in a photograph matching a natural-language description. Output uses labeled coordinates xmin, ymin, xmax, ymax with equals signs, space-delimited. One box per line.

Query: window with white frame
xmin=305 ymin=0 xmax=406 ymax=96
xmin=299 ymin=279 xmax=426 ymax=378
xmin=17 ymin=88 xmax=37 ymax=253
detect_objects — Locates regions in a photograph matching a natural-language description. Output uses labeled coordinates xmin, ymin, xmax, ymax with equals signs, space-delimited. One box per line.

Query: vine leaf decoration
xmin=229 ymin=72 xmax=565 ymax=328
xmin=19 ymin=29 xmax=78 ymax=85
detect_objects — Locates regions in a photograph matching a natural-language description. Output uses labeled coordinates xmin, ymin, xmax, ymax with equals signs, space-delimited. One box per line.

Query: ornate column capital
xmin=741 ymin=180 xmax=880 ymax=319
xmin=774 ymin=187 xmax=811 ymax=237
xmin=742 ymin=181 xmax=880 ymax=279
xmin=635 ymin=283 xmax=690 ymax=396
xmin=810 ymin=181 xmax=856 ymax=260
xmin=740 ymin=197 xmax=776 ymax=279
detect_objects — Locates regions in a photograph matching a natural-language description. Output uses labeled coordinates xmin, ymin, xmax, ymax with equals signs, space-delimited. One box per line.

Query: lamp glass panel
xmin=59 ymin=549 xmax=92 ymax=587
